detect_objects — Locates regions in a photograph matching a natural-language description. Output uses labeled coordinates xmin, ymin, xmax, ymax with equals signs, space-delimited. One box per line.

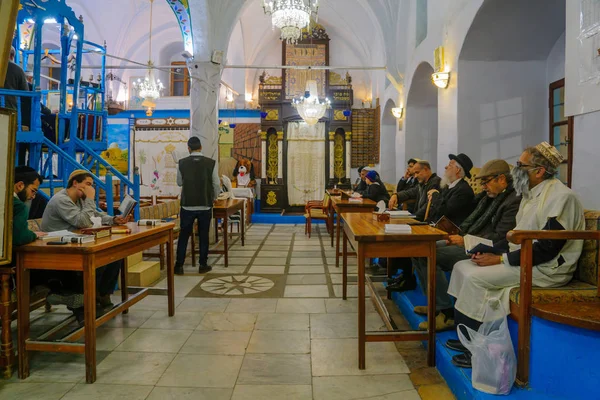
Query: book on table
xmin=384 ymin=224 xmax=412 ymax=234
xmin=118 ymin=194 xmax=137 ymax=218
xmin=111 ymin=226 xmax=132 ymax=234
xmin=80 ymin=226 xmax=112 ymax=239
xmin=385 ymin=210 xmax=415 ymax=218
xmin=138 ymin=219 xmax=162 ymax=226
xmin=42 ymin=230 xmax=74 ymax=241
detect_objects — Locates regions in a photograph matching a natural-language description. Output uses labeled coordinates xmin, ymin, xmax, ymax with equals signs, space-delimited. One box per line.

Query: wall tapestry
xmin=285 ymin=43 xmax=326 ymax=100
xmin=100 ymin=122 xmax=129 ymax=175
xmin=134 ymin=128 xmax=189 ymax=196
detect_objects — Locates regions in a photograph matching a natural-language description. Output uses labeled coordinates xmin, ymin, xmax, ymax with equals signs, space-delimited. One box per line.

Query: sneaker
xmin=418 ymin=312 xmax=455 ymax=332
xmin=47 ymin=292 xmax=84 ymax=309
xmin=386 ymin=275 xmax=404 ymax=285
xmin=386 ymin=277 xmax=417 ymax=292
xmin=198 ymin=265 xmax=212 ymax=274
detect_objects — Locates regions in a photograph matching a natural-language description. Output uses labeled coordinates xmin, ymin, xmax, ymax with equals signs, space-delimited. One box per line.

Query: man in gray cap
xmin=411 ymin=159 xmax=521 ymax=331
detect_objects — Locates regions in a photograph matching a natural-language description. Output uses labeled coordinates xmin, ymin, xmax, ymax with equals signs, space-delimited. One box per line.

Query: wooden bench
xmin=139 ymin=199 xmax=181 ymax=269
xmin=0 ymin=219 xmax=51 ymax=379
xmin=507 ymin=209 xmax=600 ymax=386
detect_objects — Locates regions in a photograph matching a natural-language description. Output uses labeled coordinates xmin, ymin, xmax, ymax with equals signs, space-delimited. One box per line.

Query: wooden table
xmin=15 ymin=223 xmax=176 ymax=383
xmin=212 ymin=198 xmax=245 ymax=268
xmin=330 ymin=196 xmax=377 ymax=266
xmin=341 ymin=213 xmax=446 ymax=369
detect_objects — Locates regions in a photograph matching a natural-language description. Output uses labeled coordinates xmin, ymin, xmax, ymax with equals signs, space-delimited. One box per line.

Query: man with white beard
xmin=426 ymin=153 xmax=476 ymax=225
xmin=446 ymin=142 xmax=585 ymax=368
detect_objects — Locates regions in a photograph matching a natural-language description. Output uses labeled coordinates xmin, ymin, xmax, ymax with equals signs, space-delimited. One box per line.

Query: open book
xmin=463 ymin=234 xmax=498 ymax=255
xmin=118 ymin=194 xmax=137 ymax=218
xmin=434 ymin=215 xmax=461 ymax=235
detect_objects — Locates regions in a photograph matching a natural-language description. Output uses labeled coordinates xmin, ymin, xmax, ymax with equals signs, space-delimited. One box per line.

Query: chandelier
xmin=292 ymin=80 xmax=330 ymax=125
xmin=263 ymin=0 xmax=320 ymax=44
xmin=133 ymin=0 xmax=163 ymax=103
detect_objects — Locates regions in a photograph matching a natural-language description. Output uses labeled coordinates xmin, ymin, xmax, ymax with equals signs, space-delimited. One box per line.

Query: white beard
xmin=440 ymin=177 xmax=450 ymax=189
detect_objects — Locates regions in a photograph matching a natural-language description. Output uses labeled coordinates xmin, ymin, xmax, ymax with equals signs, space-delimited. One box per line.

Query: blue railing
xmin=0 ymin=89 xmax=42 ymax=134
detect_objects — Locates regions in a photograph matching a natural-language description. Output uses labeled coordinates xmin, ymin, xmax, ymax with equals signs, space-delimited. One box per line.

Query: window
xmin=549 ymin=79 xmax=574 ymax=187
xmin=416 ymin=0 xmax=428 ymax=47
xmin=170 ymin=62 xmax=190 ymax=96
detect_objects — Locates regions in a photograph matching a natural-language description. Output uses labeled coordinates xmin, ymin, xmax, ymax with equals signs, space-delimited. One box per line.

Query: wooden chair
xmin=506 ymin=210 xmax=600 ymax=386
xmin=304 ymin=193 xmax=332 ymax=238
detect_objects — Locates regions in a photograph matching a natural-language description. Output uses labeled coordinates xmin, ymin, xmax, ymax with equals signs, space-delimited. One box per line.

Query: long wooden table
xmin=212 ymin=198 xmax=245 ymax=267
xmin=341 ymin=213 xmax=446 ymax=369
xmin=15 ymin=222 xmax=176 ymax=383
xmin=330 ymin=196 xmax=378 ymax=267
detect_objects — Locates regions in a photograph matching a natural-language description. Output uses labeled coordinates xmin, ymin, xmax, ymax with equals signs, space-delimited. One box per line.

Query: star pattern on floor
xmin=200 ymin=275 xmax=275 ymax=295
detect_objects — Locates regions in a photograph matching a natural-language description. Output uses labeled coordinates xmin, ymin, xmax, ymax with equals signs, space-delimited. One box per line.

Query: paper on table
xmin=41 ymin=230 xmax=74 ymax=240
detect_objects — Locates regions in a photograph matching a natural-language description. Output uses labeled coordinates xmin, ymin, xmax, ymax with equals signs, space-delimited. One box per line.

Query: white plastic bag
xmin=457 ymin=298 xmax=516 ymax=395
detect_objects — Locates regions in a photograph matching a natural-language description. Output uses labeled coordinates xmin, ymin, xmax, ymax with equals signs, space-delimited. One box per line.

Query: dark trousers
xmin=388 ymin=257 xmax=414 ymax=278
xmin=413 ymin=244 xmax=471 ymax=311
xmin=60 ymin=260 xmax=122 ymax=296
xmin=176 ymin=208 xmax=212 ymax=267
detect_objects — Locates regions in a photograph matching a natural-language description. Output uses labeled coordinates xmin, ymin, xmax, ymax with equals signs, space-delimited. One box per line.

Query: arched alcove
xmin=380 ymin=98 xmax=398 ymax=183
xmin=405 ymin=62 xmax=438 ymax=170
xmin=457 ymin=0 xmax=565 ymax=166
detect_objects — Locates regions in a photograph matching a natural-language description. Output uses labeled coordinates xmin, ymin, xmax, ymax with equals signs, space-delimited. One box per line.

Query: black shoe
xmin=70 ymin=307 xmax=85 ymax=326
xmin=445 ymin=339 xmax=469 ymax=353
xmin=174 ymin=265 xmax=184 ymax=275
xmin=451 ymin=352 xmax=472 ymax=368
xmin=386 ymin=277 xmax=417 ymax=292
xmin=386 ymin=275 xmax=405 ymax=285
xmin=198 ymin=265 xmax=212 ymax=274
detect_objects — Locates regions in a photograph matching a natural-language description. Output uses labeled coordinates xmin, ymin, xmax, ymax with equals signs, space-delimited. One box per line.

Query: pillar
xmin=260 ymin=130 xmax=267 ymax=179
xmin=328 ymin=131 xmax=335 ymax=181
xmin=277 ymin=131 xmax=283 ymax=180
xmin=189 ymin=61 xmax=223 ymax=165
xmin=345 ymin=131 xmax=352 ymax=179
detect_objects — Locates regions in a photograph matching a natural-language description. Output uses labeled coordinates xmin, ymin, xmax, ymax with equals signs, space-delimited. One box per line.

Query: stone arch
xmin=405 ymin=62 xmax=438 ymax=170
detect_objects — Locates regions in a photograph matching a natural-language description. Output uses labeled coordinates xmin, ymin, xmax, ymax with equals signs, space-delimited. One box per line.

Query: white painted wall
xmin=457 ymin=60 xmax=547 ymax=167
xmin=406 ymin=105 xmax=438 ymax=169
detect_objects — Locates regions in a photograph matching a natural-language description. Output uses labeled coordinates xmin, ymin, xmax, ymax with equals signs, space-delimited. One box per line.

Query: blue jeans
xmin=176 ymin=208 xmax=212 ymax=267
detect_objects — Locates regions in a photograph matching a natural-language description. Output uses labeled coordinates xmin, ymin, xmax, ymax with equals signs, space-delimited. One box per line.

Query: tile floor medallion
xmin=0 ymin=223 xmax=454 ymax=400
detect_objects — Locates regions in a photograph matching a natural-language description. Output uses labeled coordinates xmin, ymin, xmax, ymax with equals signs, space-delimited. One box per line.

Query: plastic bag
xmin=458 ymin=298 xmax=516 ymax=395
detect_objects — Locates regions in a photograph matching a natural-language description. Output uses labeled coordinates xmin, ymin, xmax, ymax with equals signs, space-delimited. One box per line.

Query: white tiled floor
xmin=0 ymin=224 xmax=437 ymax=399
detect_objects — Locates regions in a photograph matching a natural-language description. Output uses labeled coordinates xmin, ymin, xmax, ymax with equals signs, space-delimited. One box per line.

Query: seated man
xmin=396 ymin=158 xmax=419 ymax=213
xmin=447 ymin=142 xmax=585 ymax=368
xmin=41 ymin=170 xmax=128 ymax=311
xmin=426 ymin=153 xmax=476 ymax=226
xmin=412 ymin=159 xmax=521 ymax=331
xmin=389 ymin=160 xmax=441 ymax=221
xmin=354 ymin=166 xmax=368 ymax=195
xmin=360 ymin=170 xmax=390 ymax=204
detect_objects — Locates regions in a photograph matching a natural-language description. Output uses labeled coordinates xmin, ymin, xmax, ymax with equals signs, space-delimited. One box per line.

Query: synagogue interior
xmin=0 ymin=0 xmax=599 ymax=399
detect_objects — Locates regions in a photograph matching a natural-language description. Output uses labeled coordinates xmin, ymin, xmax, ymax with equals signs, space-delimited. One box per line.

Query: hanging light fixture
xmin=133 ymin=0 xmax=164 ymax=104
xmin=262 ymin=0 xmax=320 ymax=45
xmin=292 ymin=80 xmax=330 ymax=125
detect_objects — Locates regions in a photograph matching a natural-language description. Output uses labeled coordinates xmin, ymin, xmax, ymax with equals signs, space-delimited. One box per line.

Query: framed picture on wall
xmin=0 ymin=108 xmax=17 ymax=265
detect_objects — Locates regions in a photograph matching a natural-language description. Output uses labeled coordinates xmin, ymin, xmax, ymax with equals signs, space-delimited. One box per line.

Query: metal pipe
xmin=49 ymin=64 xmax=387 ymax=71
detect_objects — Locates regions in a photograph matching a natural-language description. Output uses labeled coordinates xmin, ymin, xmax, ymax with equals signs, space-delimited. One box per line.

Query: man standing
xmin=389 ymin=160 xmax=441 ymax=222
xmin=2 ymin=47 xmax=28 ymax=111
xmin=447 ymin=143 xmax=584 ymax=368
xmin=412 ymin=159 xmax=521 ymax=331
xmin=427 ymin=153 xmax=475 ymax=226
xmin=175 ymin=137 xmax=220 ymax=275
xmin=42 ymin=170 xmax=127 ymax=310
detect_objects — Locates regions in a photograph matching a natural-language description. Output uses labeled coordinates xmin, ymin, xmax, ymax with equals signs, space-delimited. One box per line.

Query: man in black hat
xmin=426 ymin=153 xmax=476 ymax=225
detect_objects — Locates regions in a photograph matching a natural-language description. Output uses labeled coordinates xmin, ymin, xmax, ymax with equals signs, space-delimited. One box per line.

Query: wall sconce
xmin=225 ymin=89 xmax=234 ymax=103
xmin=431 ymin=71 xmax=450 ymax=89
xmin=391 ymin=107 xmax=403 ymax=119
xmin=245 ymin=93 xmax=253 ymax=102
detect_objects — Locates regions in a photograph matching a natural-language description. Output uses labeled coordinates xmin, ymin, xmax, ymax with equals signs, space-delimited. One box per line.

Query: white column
xmin=345 ymin=131 xmax=352 ymax=179
xmin=328 ymin=132 xmax=335 ymax=179
xmin=189 ymin=61 xmax=222 ymax=165
xmin=260 ymin=131 xmax=267 ymax=179
xmin=277 ymin=131 xmax=283 ymax=180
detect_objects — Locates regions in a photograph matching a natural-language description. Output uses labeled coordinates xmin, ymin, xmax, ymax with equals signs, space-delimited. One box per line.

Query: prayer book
xmin=385 ymin=210 xmax=414 ymax=218
xmin=464 ymin=234 xmax=495 ymax=255
xmin=138 ymin=219 xmax=162 ymax=226
xmin=384 ymin=224 xmax=412 ymax=234
xmin=118 ymin=195 xmax=137 ymax=218
xmin=434 ymin=215 xmax=461 ymax=235
xmin=48 ymin=234 xmax=95 ymax=244
xmin=42 ymin=230 xmax=74 ymax=241
xmin=80 ymin=226 xmax=112 ymax=239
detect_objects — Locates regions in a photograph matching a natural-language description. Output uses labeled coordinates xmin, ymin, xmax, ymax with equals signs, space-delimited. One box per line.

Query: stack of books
xmin=384 ymin=224 xmax=412 ymax=234
xmin=385 ymin=210 xmax=414 ymax=218
xmin=43 ymin=232 xmax=95 ymax=243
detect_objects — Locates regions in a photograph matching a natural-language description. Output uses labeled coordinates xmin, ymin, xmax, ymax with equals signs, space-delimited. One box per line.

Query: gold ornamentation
xmin=334 ymin=109 xmax=347 ymax=121
xmin=277 ymin=131 xmax=284 ymax=140
xmin=267 ymin=133 xmax=278 ymax=182
xmin=329 ymin=71 xmax=349 ymax=86
xmin=334 ymin=134 xmax=345 ymax=184
xmin=265 ymin=76 xmax=282 ymax=85
xmin=266 ymin=109 xmax=279 ymax=121
xmin=345 ymin=131 xmax=352 ymax=140
xmin=266 ymin=191 xmax=277 ymax=206
xmin=328 ymin=131 xmax=335 ymax=141
xmin=260 ymin=131 xmax=267 ymax=140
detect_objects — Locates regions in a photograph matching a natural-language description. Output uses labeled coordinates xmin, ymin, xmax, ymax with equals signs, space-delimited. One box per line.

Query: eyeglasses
xmin=479 ymin=176 xmax=498 ymax=186
xmin=516 ymin=161 xmax=542 ymax=170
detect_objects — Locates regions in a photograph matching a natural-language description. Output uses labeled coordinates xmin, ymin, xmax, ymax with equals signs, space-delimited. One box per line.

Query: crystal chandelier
xmin=292 ymin=80 xmax=330 ymax=125
xmin=134 ymin=0 xmax=163 ymax=102
xmin=263 ymin=0 xmax=320 ymax=44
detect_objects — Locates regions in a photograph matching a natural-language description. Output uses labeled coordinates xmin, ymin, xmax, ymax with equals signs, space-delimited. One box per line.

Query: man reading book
xmin=41 ymin=170 xmax=128 ymax=315
xmin=447 ymin=143 xmax=584 ymax=368
xmin=411 ymin=159 xmax=520 ymax=332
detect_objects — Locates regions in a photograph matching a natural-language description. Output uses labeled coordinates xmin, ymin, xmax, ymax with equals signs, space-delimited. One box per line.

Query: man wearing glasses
xmin=412 ymin=159 xmax=521 ymax=331
xmin=446 ymin=142 xmax=585 ymax=368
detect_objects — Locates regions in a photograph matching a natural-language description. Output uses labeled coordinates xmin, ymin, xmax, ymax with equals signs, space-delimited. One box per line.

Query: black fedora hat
xmin=448 ymin=153 xmax=473 ymax=178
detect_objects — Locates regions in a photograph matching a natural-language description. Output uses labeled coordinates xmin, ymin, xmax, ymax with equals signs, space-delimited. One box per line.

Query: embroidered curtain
xmin=286 ymin=122 xmax=326 ymax=205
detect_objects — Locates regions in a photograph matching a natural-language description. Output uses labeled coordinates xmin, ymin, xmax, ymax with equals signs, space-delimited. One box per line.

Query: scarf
xmin=459 ymin=185 xmax=515 ymax=236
